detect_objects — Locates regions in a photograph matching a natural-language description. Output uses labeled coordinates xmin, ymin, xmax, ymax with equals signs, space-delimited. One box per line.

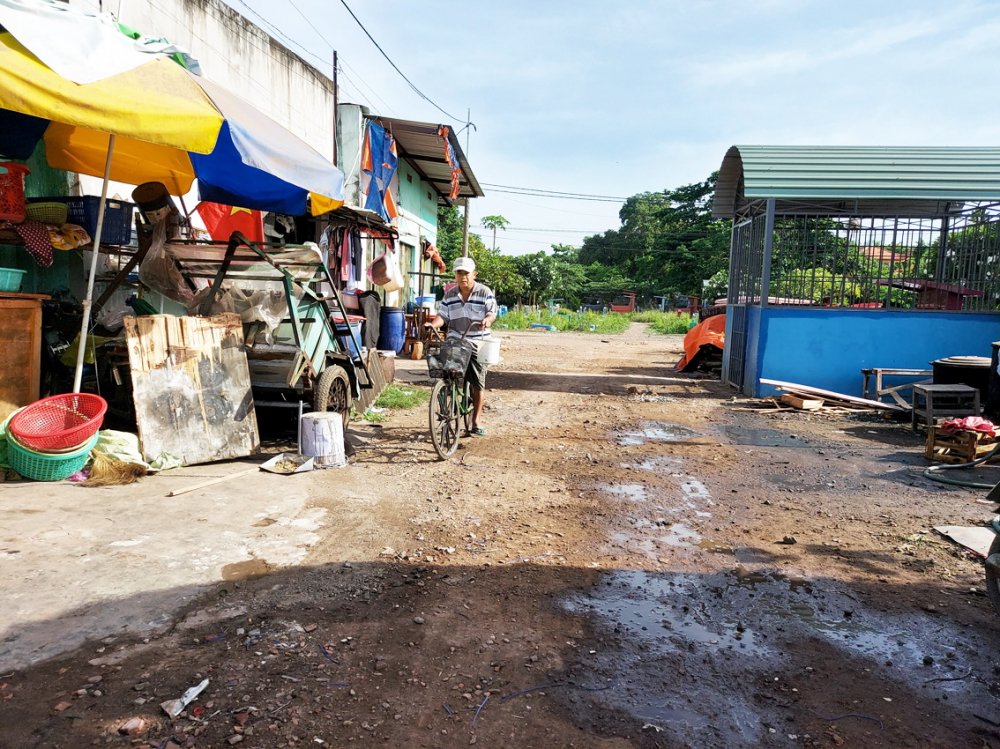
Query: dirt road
xmin=3 ymin=324 xmax=1000 ymax=748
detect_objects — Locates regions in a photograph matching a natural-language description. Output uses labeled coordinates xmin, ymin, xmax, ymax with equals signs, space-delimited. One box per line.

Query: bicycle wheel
xmin=461 ymin=379 xmax=474 ymax=435
xmin=429 ymin=379 xmax=460 ymax=459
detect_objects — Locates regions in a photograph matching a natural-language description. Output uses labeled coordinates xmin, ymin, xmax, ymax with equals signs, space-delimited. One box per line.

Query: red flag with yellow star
xmin=196 ymin=201 xmax=264 ymax=242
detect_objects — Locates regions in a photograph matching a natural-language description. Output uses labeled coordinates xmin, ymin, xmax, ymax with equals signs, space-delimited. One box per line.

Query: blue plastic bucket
xmin=377 ymin=307 xmax=406 ymax=353
xmin=335 ymin=319 xmax=363 ymax=360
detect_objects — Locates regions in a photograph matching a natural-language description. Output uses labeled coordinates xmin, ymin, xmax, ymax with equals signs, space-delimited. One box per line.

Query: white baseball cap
xmin=453 ymin=257 xmax=476 ymax=273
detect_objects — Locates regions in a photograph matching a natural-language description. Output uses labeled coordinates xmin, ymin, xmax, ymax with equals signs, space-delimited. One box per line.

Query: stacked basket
xmin=7 ymin=394 xmax=107 ymax=481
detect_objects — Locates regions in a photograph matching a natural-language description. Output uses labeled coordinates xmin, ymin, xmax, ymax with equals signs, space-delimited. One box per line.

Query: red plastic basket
xmin=9 ymin=393 xmax=107 ymax=451
xmin=0 ymin=162 xmax=29 ymax=223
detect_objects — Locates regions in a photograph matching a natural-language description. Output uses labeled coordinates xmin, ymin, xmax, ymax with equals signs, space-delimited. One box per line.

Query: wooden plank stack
xmin=925 ymin=426 xmax=1000 ymax=465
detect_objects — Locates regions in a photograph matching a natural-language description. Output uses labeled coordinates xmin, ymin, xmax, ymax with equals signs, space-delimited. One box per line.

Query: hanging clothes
xmin=357 ymin=290 xmax=380 ymax=350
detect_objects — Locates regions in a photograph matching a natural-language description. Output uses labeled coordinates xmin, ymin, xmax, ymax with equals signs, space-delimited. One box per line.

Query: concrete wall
xmin=747 ymin=307 xmax=1000 ymax=398
xmin=70 ymin=0 xmax=334 ymax=159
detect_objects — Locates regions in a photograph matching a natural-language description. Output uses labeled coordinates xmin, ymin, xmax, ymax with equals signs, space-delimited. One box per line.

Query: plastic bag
xmin=368 ymin=249 xmax=403 ymax=292
xmin=95 ymin=288 xmax=134 ymax=332
xmin=138 ymin=221 xmax=195 ymax=304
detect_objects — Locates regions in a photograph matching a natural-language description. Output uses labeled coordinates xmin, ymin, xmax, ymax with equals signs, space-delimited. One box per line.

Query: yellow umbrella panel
xmin=0 ymin=31 xmax=222 ymax=183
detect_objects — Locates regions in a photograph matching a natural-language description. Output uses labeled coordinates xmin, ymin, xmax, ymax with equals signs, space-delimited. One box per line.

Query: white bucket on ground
xmin=300 ymin=412 xmax=346 ymax=468
xmin=477 ymin=336 xmax=501 ymax=365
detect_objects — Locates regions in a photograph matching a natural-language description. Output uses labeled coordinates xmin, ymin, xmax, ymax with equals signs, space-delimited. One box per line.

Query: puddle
xmin=618 ymin=421 xmax=700 ymax=446
xmin=680 ymin=479 xmax=713 ymax=502
xmin=602 ymin=483 xmax=648 ymax=502
xmin=724 ymin=426 xmax=828 ymax=448
xmin=658 ymin=523 xmax=703 ymax=547
xmin=565 ymin=566 xmax=996 ymax=744
xmin=696 ymin=539 xmax=734 ymax=554
xmin=635 ymin=456 xmax=683 ymax=471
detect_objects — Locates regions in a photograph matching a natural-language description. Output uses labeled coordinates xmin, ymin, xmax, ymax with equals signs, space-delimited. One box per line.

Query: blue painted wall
xmin=748 ymin=308 xmax=1000 ymax=397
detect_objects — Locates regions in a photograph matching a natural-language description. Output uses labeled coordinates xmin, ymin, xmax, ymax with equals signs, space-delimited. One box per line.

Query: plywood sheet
xmin=124 ymin=313 xmax=259 ymax=466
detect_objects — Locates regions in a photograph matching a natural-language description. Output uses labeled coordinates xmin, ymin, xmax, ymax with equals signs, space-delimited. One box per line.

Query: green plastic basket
xmin=0 ymin=267 xmax=25 ymax=293
xmin=7 ymin=432 xmax=98 ymax=481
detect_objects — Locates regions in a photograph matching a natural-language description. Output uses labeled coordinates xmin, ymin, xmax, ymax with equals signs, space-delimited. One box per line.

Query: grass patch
xmin=374 ymin=384 xmax=431 ymax=410
xmin=633 ymin=311 xmax=694 ymax=334
xmin=493 ymin=309 xmax=631 ymax=334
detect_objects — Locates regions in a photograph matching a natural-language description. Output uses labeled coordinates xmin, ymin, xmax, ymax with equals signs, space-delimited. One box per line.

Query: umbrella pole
xmin=72 ymin=134 xmax=116 ymax=394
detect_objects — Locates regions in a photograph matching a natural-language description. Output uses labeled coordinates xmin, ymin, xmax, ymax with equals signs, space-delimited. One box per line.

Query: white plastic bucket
xmin=300 ymin=412 xmax=346 ymax=468
xmin=477 ymin=336 xmax=501 ymax=365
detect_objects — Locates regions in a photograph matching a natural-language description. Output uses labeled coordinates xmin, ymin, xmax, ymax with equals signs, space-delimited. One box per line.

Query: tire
xmin=429 ymin=379 xmax=460 ymax=459
xmin=986 ymin=532 xmax=1000 ymax=616
xmin=314 ymin=365 xmax=352 ymax=428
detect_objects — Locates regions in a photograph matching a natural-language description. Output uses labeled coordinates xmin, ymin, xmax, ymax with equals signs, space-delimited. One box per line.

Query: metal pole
xmin=73 ymin=134 xmax=116 ymax=393
xmin=759 ymin=199 xmax=776 ymax=307
xmin=332 ymin=50 xmax=339 ymax=168
xmin=461 ymin=201 xmax=470 ymax=258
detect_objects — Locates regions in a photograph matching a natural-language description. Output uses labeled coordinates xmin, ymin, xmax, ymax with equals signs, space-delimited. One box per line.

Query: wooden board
xmin=760 ymin=378 xmax=905 ymax=412
xmin=124 ymin=313 xmax=259 ymax=466
xmin=355 ymin=349 xmax=387 ymax=413
xmin=780 ymin=394 xmax=823 ymax=410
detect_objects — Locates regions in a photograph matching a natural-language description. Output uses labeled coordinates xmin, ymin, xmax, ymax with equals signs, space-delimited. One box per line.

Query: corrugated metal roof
xmin=371 ymin=116 xmax=483 ymax=206
xmin=713 ymin=146 xmax=1000 ymax=218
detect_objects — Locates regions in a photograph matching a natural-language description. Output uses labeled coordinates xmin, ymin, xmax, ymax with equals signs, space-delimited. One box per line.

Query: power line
xmin=481 ymin=183 xmax=630 ymax=200
xmin=485 ymin=187 xmax=625 ymax=203
xmin=338 ymin=0 xmax=466 ymax=124
xmin=499 ymin=227 xmax=609 ymax=234
xmin=488 ymin=192 xmax=623 ymax=219
xmin=286 ymin=0 xmax=333 ymax=51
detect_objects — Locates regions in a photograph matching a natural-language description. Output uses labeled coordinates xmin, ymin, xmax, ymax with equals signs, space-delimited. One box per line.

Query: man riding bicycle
xmin=426 ymin=256 xmax=497 ymax=435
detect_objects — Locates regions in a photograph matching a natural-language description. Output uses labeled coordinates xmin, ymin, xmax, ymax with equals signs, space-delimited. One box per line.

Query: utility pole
xmin=461 ymin=202 xmax=470 ymax=258
xmin=332 ymin=51 xmax=339 ymax=168
xmin=461 ymin=108 xmax=471 ymax=258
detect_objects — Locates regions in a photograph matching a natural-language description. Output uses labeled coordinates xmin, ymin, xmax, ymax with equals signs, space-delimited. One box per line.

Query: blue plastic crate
xmin=29 ymin=196 xmax=134 ymax=245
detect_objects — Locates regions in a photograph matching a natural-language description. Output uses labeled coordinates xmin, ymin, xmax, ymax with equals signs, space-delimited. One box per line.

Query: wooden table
xmin=911 ymin=383 xmax=980 ymax=431
xmin=0 ymin=292 xmax=50 ymax=420
xmin=862 ymin=368 xmax=933 ymax=407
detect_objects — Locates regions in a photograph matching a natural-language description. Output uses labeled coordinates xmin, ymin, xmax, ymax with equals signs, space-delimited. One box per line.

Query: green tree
xmin=513 ymin=252 xmax=555 ymax=306
xmin=481 ymin=214 xmax=510 ymax=251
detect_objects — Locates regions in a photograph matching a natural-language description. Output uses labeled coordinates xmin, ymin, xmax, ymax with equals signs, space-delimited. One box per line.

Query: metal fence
xmin=730 ymin=201 xmax=1000 ymax=312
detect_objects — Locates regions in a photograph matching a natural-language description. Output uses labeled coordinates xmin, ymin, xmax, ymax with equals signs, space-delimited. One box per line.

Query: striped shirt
xmin=438 ymin=282 xmax=497 ymax=340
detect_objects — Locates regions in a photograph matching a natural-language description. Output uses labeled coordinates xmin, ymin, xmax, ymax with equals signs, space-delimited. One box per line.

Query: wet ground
xmin=3 ymin=326 xmax=1000 ymax=748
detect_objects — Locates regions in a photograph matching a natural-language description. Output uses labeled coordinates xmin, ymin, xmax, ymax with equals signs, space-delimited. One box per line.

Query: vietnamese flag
xmin=196 ymin=201 xmax=264 ymax=242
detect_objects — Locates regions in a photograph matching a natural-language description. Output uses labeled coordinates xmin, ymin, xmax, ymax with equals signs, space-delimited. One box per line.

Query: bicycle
xmin=425 ymin=324 xmax=481 ymax=460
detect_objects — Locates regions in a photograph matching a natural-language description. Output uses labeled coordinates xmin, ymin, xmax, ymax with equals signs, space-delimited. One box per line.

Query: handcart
xmin=94 ymin=230 xmax=373 ymax=424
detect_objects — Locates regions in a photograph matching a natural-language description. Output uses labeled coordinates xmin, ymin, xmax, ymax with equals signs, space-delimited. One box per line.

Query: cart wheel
xmin=314 ymin=365 xmax=351 ymax=427
xmin=986 ymin=531 xmax=1000 ymax=616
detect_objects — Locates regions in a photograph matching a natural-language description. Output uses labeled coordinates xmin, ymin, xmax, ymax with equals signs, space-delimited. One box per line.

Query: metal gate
xmin=725 ymin=214 xmax=768 ymax=390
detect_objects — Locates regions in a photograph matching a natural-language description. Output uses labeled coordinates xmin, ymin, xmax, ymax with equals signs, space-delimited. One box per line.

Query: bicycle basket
xmin=427 ymin=338 xmax=476 ymax=378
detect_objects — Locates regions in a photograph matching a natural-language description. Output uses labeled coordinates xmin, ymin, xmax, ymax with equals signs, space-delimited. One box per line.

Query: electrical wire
xmin=481 ymin=183 xmax=630 ymax=200
xmin=286 ymin=0 xmax=333 ymax=51
xmin=337 ymin=0 xmax=467 ymax=124
xmin=486 ymin=187 xmax=625 ymax=203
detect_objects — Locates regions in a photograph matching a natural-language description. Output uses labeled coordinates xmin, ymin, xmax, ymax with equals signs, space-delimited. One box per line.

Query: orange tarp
xmin=676 ymin=313 xmax=726 ymax=371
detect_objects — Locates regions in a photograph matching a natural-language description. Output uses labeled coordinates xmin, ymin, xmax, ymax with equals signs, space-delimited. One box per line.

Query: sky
xmin=225 ymin=0 xmax=1000 ymax=256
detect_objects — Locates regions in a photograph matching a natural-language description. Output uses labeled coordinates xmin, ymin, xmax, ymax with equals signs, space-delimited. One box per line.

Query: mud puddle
xmin=618 ymin=421 xmax=701 ymax=446
xmin=725 ymin=425 xmax=838 ymax=448
xmin=565 ymin=567 xmax=998 ymax=745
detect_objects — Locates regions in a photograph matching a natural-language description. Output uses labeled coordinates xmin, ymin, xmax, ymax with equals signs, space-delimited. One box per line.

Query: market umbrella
xmin=0 ymin=25 xmax=344 ymax=390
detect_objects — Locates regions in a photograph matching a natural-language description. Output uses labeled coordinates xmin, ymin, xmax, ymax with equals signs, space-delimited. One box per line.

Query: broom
xmin=80 ymin=451 xmax=147 ymax=487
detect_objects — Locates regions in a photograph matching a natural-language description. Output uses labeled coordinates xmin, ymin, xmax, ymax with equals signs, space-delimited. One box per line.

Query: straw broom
xmin=80 ymin=451 xmax=147 ymax=487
